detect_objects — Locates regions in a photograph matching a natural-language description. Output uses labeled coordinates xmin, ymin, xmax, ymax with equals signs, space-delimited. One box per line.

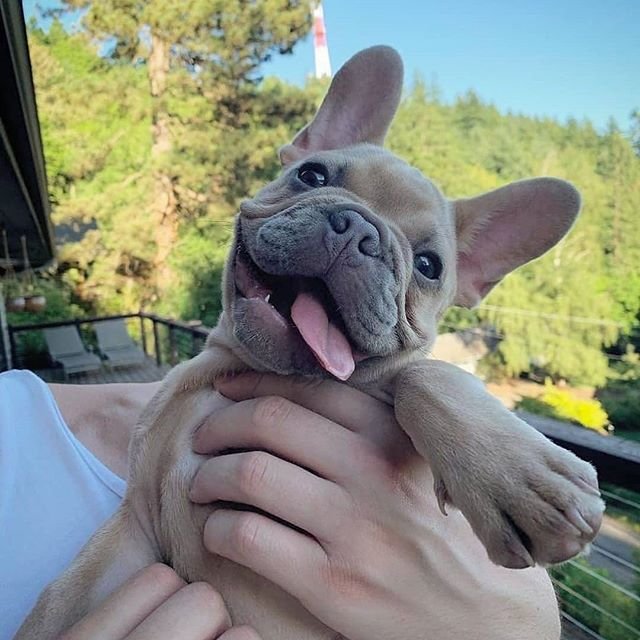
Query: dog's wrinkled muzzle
xmin=231 ymin=202 xmax=402 ymax=378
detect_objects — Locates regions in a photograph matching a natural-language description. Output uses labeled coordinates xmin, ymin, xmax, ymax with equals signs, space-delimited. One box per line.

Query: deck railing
xmin=3 ymin=313 xmax=639 ymax=640
xmin=5 ymin=311 xmax=209 ymax=372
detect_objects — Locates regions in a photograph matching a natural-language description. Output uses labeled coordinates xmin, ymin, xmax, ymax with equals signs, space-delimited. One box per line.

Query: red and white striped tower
xmin=312 ymin=2 xmax=332 ymax=79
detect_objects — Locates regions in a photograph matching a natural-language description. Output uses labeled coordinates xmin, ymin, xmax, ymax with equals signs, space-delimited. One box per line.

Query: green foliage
xmin=25 ymin=6 xmax=640 ymax=389
xmin=389 ymin=82 xmax=640 ymax=386
xmin=599 ymin=380 xmax=640 ymax=432
xmin=158 ymin=221 xmax=232 ymax=327
xmin=597 ymin=347 xmax=640 ymax=431
xmin=5 ymin=275 xmax=89 ymax=367
xmin=516 ymin=383 xmax=610 ymax=433
xmin=6 ymin=275 xmax=88 ymax=327
xmin=30 ymin=1 xmax=314 ymax=314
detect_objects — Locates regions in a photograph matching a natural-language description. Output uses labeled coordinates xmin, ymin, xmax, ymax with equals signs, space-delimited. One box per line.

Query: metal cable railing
xmin=553 ymin=580 xmax=640 ymax=638
xmin=601 ymin=489 xmax=640 ymax=511
xmin=565 ymin=558 xmax=640 ymax=603
xmin=561 ymin=611 xmax=608 ymax=640
xmin=591 ymin=543 xmax=640 ymax=576
xmin=553 ymin=483 xmax=640 ymax=640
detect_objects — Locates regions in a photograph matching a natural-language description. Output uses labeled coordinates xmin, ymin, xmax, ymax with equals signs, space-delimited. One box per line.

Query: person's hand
xmin=61 ymin=564 xmax=260 ymax=640
xmin=190 ymin=373 xmax=560 ymax=640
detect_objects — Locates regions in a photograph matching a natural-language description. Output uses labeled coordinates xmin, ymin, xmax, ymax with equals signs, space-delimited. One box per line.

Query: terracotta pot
xmin=6 ymin=296 xmax=26 ymax=312
xmin=25 ymin=295 xmax=47 ymax=312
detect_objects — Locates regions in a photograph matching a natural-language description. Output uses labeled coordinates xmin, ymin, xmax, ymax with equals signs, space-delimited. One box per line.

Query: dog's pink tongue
xmin=291 ymin=292 xmax=355 ymax=380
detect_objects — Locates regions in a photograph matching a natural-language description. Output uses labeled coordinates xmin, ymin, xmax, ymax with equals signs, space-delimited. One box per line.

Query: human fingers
xmin=61 ymin=564 xmax=185 ymax=640
xmin=193 ymin=394 xmax=380 ymax=484
xmin=216 ymin=373 xmax=398 ymax=443
xmin=190 ymin=451 xmax=350 ymax=541
xmin=124 ymin=582 xmax=231 ymax=640
xmin=203 ymin=509 xmax=326 ymax=607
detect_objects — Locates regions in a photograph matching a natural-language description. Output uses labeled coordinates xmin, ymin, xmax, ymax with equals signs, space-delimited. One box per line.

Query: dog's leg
xmin=15 ymin=507 xmax=158 ymax=639
xmin=393 ymin=359 xmax=604 ymax=568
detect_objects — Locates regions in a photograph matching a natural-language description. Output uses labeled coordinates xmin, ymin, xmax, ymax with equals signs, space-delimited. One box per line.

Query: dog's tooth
xmin=265 ymin=293 xmax=271 ymax=303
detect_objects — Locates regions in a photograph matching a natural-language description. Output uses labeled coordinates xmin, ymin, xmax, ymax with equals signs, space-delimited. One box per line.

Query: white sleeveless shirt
xmin=0 ymin=370 xmax=125 ymax=639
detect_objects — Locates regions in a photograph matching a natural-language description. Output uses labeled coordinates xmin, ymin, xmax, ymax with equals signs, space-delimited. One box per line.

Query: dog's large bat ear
xmin=453 ymin=177 xmax=581 ymax=308
xmin=279 ymin=46 xmax=403 ymax=165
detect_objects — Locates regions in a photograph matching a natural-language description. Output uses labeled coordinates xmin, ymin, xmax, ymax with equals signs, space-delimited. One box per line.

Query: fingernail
xmin=216 ymin=372 xmax=260 ymax=399
xmin=193 ymin=418 xmax=207 ymax=437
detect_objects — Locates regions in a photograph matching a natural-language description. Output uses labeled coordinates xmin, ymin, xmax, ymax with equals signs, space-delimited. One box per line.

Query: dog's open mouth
xmin=234 ymin=241 xmax=358 ymax=380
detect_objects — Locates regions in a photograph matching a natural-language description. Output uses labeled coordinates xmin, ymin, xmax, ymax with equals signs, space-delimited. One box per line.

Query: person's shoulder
xmin=0 ymin=368 xmax=44 ymax=387
xmin=0 ymin=369 xmax=50 ymax=405
xmin=49 ymin=380 xmax=162 ymax=436
xmin=49 ymin=380 xmax=162 ymax=479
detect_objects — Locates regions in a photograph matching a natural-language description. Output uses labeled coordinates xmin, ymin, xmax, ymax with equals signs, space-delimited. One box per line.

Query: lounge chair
xmin=43 ymin=326 xmax=102 ymax=376
xmin=94 ymin=319 xmax=146 ymax=368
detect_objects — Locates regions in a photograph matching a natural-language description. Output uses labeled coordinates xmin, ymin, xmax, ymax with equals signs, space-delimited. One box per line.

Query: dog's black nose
xmin=329 ymin=210 xmax=380 ymax=257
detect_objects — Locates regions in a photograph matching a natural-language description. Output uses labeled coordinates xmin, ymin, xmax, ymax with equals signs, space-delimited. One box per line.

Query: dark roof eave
xmin=0 ymin=3 xmax=54 ymax=274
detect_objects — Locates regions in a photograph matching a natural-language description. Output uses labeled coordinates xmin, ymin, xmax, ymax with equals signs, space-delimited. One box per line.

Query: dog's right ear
xmin=279 ymin=46 xmax=404 ymax=165
xmin=453 ymin=178 xmax=581 ymax=308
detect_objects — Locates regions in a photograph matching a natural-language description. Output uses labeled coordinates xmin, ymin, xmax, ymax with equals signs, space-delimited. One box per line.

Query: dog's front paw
xmin=438 ymin=434 xmax=605 ymax=569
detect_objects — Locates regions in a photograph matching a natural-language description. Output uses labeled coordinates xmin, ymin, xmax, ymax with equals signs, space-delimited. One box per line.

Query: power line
xmin=438 ymin=324 xmax=638 ymax=363
xmin=478 ymin=304 xmax=627 ymax=328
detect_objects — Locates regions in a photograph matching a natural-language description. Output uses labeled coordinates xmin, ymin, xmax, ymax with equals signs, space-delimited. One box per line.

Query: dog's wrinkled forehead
xmin=272 ymin=144 xmax=455 ymax=252
xmin=334 ymin=145 xmax=451 ymax=243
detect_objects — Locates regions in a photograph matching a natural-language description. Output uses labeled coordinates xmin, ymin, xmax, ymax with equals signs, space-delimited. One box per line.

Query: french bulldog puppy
xmin=18 ymin=46 xmax=604 ymax=639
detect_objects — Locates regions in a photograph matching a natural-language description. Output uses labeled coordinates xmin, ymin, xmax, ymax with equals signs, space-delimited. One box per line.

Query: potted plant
xmin=2 ymin=229 xmax=26 ymax=312
xmin=1 ymin=277 xmax=26 ymax=312
xmin=25 ymin=292 xmax=47 ymax=312
xmin=19 ymin=235 xmax=47 ymax=313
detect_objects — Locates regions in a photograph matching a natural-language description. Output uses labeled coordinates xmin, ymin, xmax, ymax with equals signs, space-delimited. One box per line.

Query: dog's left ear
xmin=279 ymin=46 xmax=403 ymax=165
xmin=453 ymin=177 xmax=581 ymax=308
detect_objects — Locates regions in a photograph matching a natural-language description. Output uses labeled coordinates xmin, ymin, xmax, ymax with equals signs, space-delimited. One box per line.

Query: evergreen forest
xmin=18 ymin=2 xmax=640 ymax=405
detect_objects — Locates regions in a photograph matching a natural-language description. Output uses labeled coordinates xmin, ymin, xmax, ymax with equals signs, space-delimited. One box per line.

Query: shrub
xmin=516 ymin=382 xmax=610 ymax=434
xmin=598 ymin=379 xmax=640 ymax=432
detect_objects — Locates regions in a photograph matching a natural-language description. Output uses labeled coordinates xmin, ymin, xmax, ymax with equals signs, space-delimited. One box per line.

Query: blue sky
xmin=24 ymin=0 xmax=639 ymax=130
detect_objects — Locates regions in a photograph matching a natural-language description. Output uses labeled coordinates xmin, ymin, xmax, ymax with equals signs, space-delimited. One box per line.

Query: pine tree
xmin=53 ymin=0 xmax=311 ymax=299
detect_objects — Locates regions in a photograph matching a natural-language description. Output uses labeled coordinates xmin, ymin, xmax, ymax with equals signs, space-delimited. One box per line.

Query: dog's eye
xmin=414 ymin=252 xmax=443 ymax=280
xmin=297 ymin=164 xmax=328 ymax=188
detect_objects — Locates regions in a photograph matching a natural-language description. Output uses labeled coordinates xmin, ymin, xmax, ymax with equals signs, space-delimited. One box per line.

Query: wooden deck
xmin=31 ymin=357 xmax=173 ymax=384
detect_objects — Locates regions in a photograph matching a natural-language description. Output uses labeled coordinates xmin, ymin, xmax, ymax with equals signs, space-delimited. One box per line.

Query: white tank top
xmin=0 ymin=370 xmax=126 ymax=639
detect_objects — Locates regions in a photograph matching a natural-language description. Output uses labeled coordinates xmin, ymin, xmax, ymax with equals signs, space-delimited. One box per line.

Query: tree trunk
xmin=149 ymin=32 xmax=177 ymax=296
